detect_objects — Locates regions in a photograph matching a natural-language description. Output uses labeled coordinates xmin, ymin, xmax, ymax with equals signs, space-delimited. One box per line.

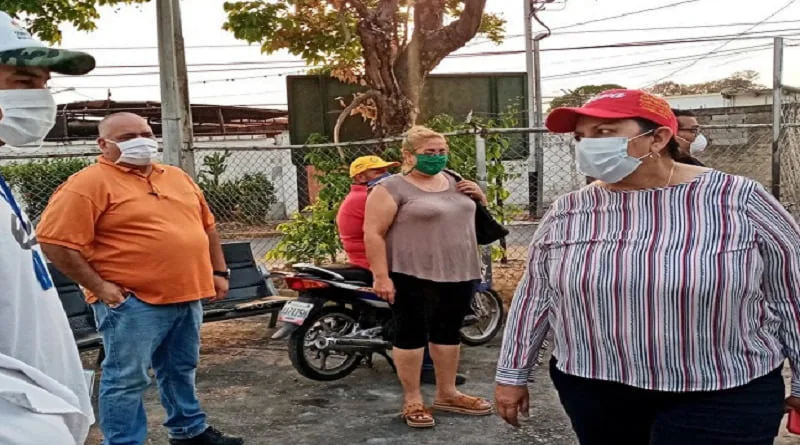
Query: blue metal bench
xmin=51 ymin=241 xmax=286 ymax=356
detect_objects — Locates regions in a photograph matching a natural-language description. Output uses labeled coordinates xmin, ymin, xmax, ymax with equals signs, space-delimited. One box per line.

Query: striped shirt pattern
xmin=496 ymin=170 xmax=800 ymax=395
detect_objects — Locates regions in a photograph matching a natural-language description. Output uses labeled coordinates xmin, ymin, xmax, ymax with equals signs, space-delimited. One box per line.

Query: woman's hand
xmin=373 ymin=275 xmax=396 ymax=304
xmin=457 ymin=180 xmax=488 ymax=206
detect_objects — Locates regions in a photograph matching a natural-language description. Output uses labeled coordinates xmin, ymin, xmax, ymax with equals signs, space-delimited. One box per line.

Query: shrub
xmin=197 ymin=150 xmax=278 ymax=225
xmin=266 ymin=100 xmax=520 ymax=265
xmin=0 ymin=158 xmax=92 ymax=222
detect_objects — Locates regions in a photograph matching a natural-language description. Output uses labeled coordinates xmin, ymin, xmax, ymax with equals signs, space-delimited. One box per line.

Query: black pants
xmin=390 ymin=272 xmax=475 ymax=350
xmin=549 ymin=359 xmax=785 ymax=445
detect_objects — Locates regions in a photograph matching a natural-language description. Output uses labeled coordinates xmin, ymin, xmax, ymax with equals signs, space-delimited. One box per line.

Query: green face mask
xmin=414 ymin=154 xmax=448 ymax=175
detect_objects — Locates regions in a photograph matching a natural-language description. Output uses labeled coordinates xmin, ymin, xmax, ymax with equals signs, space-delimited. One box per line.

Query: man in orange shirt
xmin=37 ymin=112 xmax=242 ymax=445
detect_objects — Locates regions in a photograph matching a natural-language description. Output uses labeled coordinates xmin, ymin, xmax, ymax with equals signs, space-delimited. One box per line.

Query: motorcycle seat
xmin=318 ymin=264 xmax=373 ymax=284
xmin=292 ymin=263 xmax=373 ymax=285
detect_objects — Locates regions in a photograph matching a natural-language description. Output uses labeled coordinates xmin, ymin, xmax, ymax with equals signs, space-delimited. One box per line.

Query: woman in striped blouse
xmin=495 ymin=89 xmax=800 ymax=445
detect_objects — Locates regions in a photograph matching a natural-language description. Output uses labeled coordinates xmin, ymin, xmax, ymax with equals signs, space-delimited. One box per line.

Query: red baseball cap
xmin=545 ymin=89 xmax=678 ymax=134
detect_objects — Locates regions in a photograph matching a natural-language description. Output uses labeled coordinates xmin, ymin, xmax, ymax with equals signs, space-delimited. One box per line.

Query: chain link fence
xmin=2 ymin=107 xmax=799 ymax=276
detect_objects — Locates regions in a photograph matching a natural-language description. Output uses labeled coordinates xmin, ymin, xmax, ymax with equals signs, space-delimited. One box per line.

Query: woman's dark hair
xmin=632 ymin=117 xmax=681 ymax=160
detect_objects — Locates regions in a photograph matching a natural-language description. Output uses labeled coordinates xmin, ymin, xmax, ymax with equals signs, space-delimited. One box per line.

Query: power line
xmin=54 ymin=44 xmax=780 ymax=95
xmin=448 ymin=29 xmax=800 ymax=57
xmin=469 ymin=19 xmax=800 ymax=45
xmin=52 ymin=70 xmax=307 ymax=90
xmin=543 ymin=44 xmax=773 ymax=81
xmin=51 ymin=31 xmax=800 ymax=90
xmin=94 ymin=60 xmax=303 ymax=69
xmin=78 ymin=27 xmax=797 ymax=75
xmin=53 ymin=103 xmax=289 ymax=111
xmin=550 ymin=0 xmax=702 ymax=32
xmin=74 ymin=64 xmax=309 ymax=78
xmin=641 ymin=0 xmax=799 ymax=87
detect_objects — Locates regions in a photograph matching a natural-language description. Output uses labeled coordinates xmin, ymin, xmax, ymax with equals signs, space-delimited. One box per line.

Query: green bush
xmin=0 ymin=158 xmax=92 ymax=221
xmin=266 ymin=201 xmax=342 ymax=265
xmin=266 ymin=135 xmax=354 ymax=264
xmin=266 ymin=102 xmax=521 ymax=265
xmin=197 ymin=151 xmax=278 ymax=225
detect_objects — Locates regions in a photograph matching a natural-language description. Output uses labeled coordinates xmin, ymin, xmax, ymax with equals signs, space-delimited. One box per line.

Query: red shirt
xmin=336 ymin=184 xmax=370 ymax=269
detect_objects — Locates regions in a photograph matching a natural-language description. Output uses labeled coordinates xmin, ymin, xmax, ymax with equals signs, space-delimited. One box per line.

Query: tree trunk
xmin=351 ymin=0 xmax=487 ymax=138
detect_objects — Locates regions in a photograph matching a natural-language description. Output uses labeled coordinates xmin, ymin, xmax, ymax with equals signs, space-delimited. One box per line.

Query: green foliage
xmin=197 ymin=150 xmax=278 ymax=225
xmin=269 ymin=101 xmax=522 ymax=265
xmin=223 ymin=1 xmax=506 ymax=83
xmin=548 ymin=84 xmax=626 ymax=111
xmin=428 ymin=101 xmax=522 ymax=261
xmin=266 ymin=200 xmax=343 ymax=265
xmin=427 ymin=101 xmax=521 ymax=223
xmin=267 ymin=133 xmax=378 ymax=264
xmin=1 ymin=0 xmax=149 ymax=43
xmin=647 ymin=70 xmax=766 ymax=96
xmin=0 ymin=157 xmax=91 ymax=221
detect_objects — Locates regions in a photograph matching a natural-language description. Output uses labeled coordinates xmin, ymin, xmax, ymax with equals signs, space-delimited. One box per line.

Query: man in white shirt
xmin=0 ymin=11 xmax=97 ymax=445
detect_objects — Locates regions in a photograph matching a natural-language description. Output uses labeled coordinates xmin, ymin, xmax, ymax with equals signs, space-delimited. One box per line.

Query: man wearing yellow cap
xmin=337 ymin=156 xmax=399 ymax=269
xmin=336 ymin=156 xmax=466 ymax=386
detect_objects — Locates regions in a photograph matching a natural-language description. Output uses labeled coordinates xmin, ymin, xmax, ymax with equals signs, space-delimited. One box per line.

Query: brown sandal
xmin=433 ymin=394 xmax=493 ymax=416
xmin=402 ymin=402 xmax=436 ymax=428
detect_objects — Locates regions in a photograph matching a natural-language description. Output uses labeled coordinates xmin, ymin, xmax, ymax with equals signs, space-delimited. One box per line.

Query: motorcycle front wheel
xmin=288 ymin=306 xmax=363 ymax=381
xmin=460 ymin=289 xmax=504 ymax=346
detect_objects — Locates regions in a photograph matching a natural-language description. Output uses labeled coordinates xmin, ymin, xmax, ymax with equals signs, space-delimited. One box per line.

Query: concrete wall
xmin=666 ymin=92 xmax=799 ymax=110
xmin=692 ymin=105 xmax=773 ymax=188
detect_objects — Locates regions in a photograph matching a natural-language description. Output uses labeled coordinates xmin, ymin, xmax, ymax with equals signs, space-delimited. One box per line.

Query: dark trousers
xmin=344 ymin=266 xmax=436 ymax=370
xmin=550 ymin=359 xmax=785 ymax=445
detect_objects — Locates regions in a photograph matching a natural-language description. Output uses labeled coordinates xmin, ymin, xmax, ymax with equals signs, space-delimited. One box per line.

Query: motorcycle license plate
xmin=278 ymin=301 xmax=314 ymax=325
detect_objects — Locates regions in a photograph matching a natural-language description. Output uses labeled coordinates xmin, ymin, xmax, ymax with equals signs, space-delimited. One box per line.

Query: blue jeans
xmin=93 ymin=296 xmax=207 ymax=445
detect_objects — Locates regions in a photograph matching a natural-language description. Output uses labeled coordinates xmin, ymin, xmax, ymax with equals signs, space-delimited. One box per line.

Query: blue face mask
xmin=366 ymin=172 xmax=392 ymax=187
xmin=575 ymin=131 xmax=653 ymax=184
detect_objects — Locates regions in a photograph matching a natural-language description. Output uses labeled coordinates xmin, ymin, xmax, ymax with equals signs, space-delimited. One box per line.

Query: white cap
xmin=0 ymin=11 xmax=95 ymax=75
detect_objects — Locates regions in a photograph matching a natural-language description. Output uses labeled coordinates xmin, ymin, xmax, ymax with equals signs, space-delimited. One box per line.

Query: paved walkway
xmin=83 ymin=315 xmax=800 ymax=445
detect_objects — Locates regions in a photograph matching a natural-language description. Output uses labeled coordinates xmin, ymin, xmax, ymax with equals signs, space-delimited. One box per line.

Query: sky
xmin=47 ymin=0 xmax=800 ymax=109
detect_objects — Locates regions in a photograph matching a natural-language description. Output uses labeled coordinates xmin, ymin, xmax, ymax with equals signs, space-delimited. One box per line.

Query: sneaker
xmin=421 ymin=369 xmax=466 ymax=386
xmin=169 ymin=427 xmax=244 ymax=445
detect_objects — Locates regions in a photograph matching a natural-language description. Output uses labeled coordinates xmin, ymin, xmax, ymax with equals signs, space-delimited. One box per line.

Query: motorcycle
xmin=271 ymin=263 xmax=504 ymax=381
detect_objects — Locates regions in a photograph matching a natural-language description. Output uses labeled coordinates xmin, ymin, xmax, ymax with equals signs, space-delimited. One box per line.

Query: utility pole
xmin=533 ymin=33 xmax=545 ymax=217
xmin=524 ymin=0 xmax=538 ymax=217
xmin=525 ymin=0 xmax=550 ymax=217
xmin=156 ymin=0 xmax=195 ymax=177
xmin=171 ymin=0 xmax=196 ymax=178
xmin=771 ymin=36 xmax=784 ymax=199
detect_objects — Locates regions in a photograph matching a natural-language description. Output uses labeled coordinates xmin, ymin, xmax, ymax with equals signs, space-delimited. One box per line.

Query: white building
xmin=667 ymin=87 xmax=800 ymax=110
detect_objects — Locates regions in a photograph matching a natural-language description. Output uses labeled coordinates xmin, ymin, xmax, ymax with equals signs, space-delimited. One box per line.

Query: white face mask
xmin=110 ymin=137 xmax=159 ymax=166
xmin=689 ymin=133 xmax=708 ymax=154
xmin=575 ymin=131 xmax=653 ymax=184
xmin=0 ymin=89 xmax=57 ymax=148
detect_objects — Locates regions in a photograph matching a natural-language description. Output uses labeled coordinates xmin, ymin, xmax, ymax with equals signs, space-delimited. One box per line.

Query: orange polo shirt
xmin=36 ymin=157 xmax=216 ymax=305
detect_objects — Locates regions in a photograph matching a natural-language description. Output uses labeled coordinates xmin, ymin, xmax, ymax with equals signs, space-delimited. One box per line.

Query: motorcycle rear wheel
xmin=288 ymin=306 xmax=363 ymax=381
xmin=460 ymin=289 xmax=504 ymax=346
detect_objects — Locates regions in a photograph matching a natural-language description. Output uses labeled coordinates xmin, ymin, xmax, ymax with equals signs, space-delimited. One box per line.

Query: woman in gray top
xmin=364 ymin=126 xmax=493 ymax=428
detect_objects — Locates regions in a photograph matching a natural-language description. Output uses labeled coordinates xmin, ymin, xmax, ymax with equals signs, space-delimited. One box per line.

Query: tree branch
xmin=333 ymin=90 xmax=381 ymax=145
xmin=345 ymin=0 xmax=371 ymax=18
xmin=422 ymin=0 xmax=486 ymax=72
xmin=376 ymin=0 xmax=401 ymax=23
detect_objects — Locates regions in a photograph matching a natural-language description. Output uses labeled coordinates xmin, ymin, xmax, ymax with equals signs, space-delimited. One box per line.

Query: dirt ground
xmin=83 ymin=314 xmax=800 ymax=445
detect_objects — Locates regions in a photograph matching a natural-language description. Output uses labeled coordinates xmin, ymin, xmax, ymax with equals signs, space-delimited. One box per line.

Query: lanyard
xmin=0 ymin=173 xmax=29 ymax=233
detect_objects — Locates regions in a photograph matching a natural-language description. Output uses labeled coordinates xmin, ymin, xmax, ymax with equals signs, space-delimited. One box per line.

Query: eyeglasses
xmin=678 ymin=128 xmax=700 ymax=135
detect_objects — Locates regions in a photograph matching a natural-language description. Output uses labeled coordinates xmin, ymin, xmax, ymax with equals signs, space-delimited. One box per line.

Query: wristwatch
xmin=213 ymin=269 xmax=231 ymax=280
